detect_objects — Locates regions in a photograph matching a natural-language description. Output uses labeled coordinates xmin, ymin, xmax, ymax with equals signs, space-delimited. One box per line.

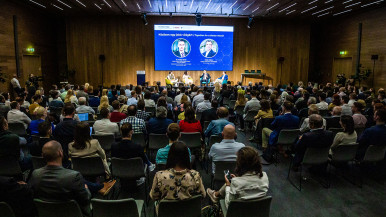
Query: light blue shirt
xmin=156 ymin=143 xmax=192 ymax=165
xmin=204 ymin=118 xmax=234 ymax=138
xmin=127 ymin=97 xmax=138 ymax=106
xmin=209 ymin=139 xmax=245 ymax=174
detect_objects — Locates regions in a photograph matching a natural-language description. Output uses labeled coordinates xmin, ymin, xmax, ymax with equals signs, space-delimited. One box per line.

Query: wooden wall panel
xmin=66 ymin=16 xmax=310 ymax=87
xmin=0 ymin=0 xmax=62 ymax=93
xmin=312 ymin=6 xmax=386 ymax=89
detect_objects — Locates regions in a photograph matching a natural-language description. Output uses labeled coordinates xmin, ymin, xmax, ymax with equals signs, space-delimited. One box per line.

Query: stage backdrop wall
xmin=66 ymin=16 xmax=310 ymax=87
xmin=311 ymin=6 xmax=386 ymax=90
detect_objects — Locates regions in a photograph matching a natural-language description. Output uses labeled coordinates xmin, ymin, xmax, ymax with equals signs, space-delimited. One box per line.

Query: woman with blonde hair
xmin=98 ymin=95 xmax=113 ymax=113
xmin=84 ymin=83 xmax=89 ymax=92
xmin=64 ymin=89 xmax=78 ymax=105
xmin=235 ymin=92 xmax=248 ymax=131
xmin=213 ymin=82 xmax=221 ymax=100
xmin=102 ymin=89 xmax=108 ymax=97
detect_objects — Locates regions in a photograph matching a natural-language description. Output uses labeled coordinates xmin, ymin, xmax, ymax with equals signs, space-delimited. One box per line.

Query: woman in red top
xmin=179 ymin=106 xmax=202 ymax=134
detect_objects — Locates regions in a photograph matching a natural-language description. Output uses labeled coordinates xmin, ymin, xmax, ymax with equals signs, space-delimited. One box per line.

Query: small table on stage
xmin=241 ymin=73 xmax=273 ymax=85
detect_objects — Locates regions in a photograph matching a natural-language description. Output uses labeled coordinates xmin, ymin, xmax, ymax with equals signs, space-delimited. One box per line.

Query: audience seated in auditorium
xmin=53 ymin=103 xmax=78 ymax=166
xmin=300 ymin=105 xmax=326 ymax=133
xmin=93 ymin=108 xmax=120 ymax=137
xmin=28 ymin=94 xmax=42 ymax=115
xmin=329 ymin=115 xmax=357 ymax=156
xmin=192 ymin=89 xmax=205 ymax=108
xmin=244 ymin=90 xmax=261 ymax=115
xmin=98 ymin=95 xmax=113 ymax=113
xmin=127 ymin=91 xmax=138 ymax=106
xmin=352 ymin=102 xmax=367 ymax=129
xmin=328 ymin=94 xmax=342 ymax=111
xmin=179 ymin=106 xmax=203 ymax=134
xmin=29 ymin=121 xmax=53 ymax=157
xmin=298 ymin=96 xmax=316 ymax=119
xmin=68 ymin=122 xmax=111 ymax=176
xmin=150 ymin=141 xmax=205 ymax=213
xmin=88 ymin=86 xmax=100 ymax=107
xmin=208 ymin=124 xmax=244 ymax=174
xmin=207 ymin=146 xmax=269 ymax=209
xmin=326 ymin=106 xmax=342 ymax=129
xmin=205 ymin=107 xmax=233 ymax=138
xmin=174 ymin=87 xmax=190 ymax=105
xmin=356 ymin=107 xmax=386 ymax=160
xmin=200 ymin=99 xmax=219 ymax=128
xmin=156 ymin=123 xmax=192 ymax=165
xmin=64 ymin=89 xmax=78 ymax=105
xmin=292 ymin=114 xmax=334 ymax=169
xmin=48 ymin=90 xmax=64 ymax=109
xmin=147 ymin=106 xmax=173 ymax=134
xmin=120 ymin=105 xmax=147 ymax=134
xmin=60 ymin=84 xmax=70 ymax=100
xmin=109 ymin=100 xmax=127 ymax=123
xmin=76 ymin=85 xmax=89 ymax=102
xmin=144 ymin=91 xmax=155 ymax=107
xmin=316 ymin=93 xmax=328 ymax=111
xmin=196 ymin=92 xmax=212 ymax=113
xmin=135 ymin=99 xmax=150 ymax=121
xmin=156 ymin=96 xmax=173 ymax=119
xmin=348 ymin=93 xmax=357 ymax=106
xmin=341 ymin=95 xmax=353 ymax=116
xmin=234 ymin=92 xmax=247 ymax=131
xmin=7 ymin=101 xmax=31 ymax=129
xmin=28 ymin=107 xmax=54 ymax=135
xmin=76 ymin=97 xmax=95 ymax=114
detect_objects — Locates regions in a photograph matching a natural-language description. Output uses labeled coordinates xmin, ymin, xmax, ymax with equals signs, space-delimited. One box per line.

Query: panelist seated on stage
xmin=200 ymin=70 xmax=211 ymax=86
xmin=166 ymin=71 xmax=178 ymax=85
xmin=183 ymin=71 xmax=193 ymax=85
xmin=215 ymin=71 xmax=228 ymax=84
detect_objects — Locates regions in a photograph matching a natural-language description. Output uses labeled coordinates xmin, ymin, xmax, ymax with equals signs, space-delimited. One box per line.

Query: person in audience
xmin=28 ymin=107 xmax=54 ymax=135
xmin=98 ymin=95 xmax=113 ymax=113
xmin=49 ymin=90 xmax=64 ymax=109
xmin=28 ymin=94 xmax=42 ymax=115
xmin=127 ymin=91 xmax=138 ymax=106
xmin=136 ymin=99 xmax=150 ymax=121
xmin=201 ymin=99 xmax=219 ymax=129
xmin=174 ymin=87 xmax=190 ymax=105
xmin=156 ymin=123 xmax=192 ymax=165
xmin=69 ymin=122 xmax=111 ymax=176
xmin=150 ymin=141 xmax=205 ymax=212
xmin=120 ymin=105 xmax=146 ymax=134
xmin=111 ymin=123 xmax=153 ymax=169
xmin=118 ymin=95 xmax=129 ymax=115
xmin=144 ymin=91 xmax=155 ymax=107
xmin=316 ymin=93 xmax=328 ymax=111
xmin=7 ymin=101 xmax=31 ymax=129
xmin=234 ymin=91 xmax=248 ymax=131
xmin=16 ymin=96 xmax=30 ymax=114
xmin=177 ymin=99 xmax=192 ymax=121
xmin=147 ymin=106 xmax=173 ymax=134
xmin=356 ymin=108 xmax=386 ymax=160
xmin=64 ymin=89 xmax=78 ymax=105
xmin=341 ymin=95 xmax=353 ymax=116
xmin=109 ymin=100 xmax=127 ymax=122
xmin=76 ymin=97 xmax=95 ymax=114
xmin=326 ymin=106 xmax=342 ymax=129
xmin=93 ymin=108 xmax=120 ymax=137
xmin=204 ymin=107 xmax=233 ymax=138
xmin=348 ymin=93 xmax=357 ymax=106
xmin=76 ymin=85 xmax=89 ymax=102
xmin=196 ymin=92 xmax=212 ymax=113
xmin=352 ymin=102 xmax=367 ymax=128
xmin=179 ymin=106 xmax=203 ymax=134
xmin=292 ymin=114 xmax=334 ymax=170
xmin=29 ymin=121 xmax=53 ymax=157
xmin=329 ymin=115 xmax=357 ymax=156
xmin=244 ymin=90 xmax=261 ymax=115
xmin=88 ymin=86 xmax=100 ymax=107
xmin=208 ymin=124 xmax=244 ymax=174
xmin=262 ymin=101 xmax=299 ymax=162
xmin=206 ymin=146 xmax=269 ymax=208
xmin=60 ymin=84 xmax=70 ymax=100
xmin=213 ymin=82 xmax=221 ymax=99
xmin=192 ymin=89 xmax=205 ymax=108
xmin=53 ymin=103 xmax=78 ymax=166
xmin=328 ymin=94 xmax=341 ymax=111
xmin=250 ymin=99 xmax=274 ymax=141
xmin=298 ymin=97 xmax=317 ymax=119
xmin=300 ymin=104 xmax=327 ymax=133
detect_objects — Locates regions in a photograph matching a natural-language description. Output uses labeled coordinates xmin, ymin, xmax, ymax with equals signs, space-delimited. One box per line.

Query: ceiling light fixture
xmin=361 ymin=0 xmax=384 ymax=7
xmin=318 ymin=12 xmax=330 ymax=17
xmin=120 ymin=0 xmax=127 ymax=7
xmin=75 ymin=0 xmax=86 ymax=7
xmin=266 ymin=3 xmax=279 ymax=11
xmin=148 ymin=0 xmax=152 ymax=8
xmin=286 ymin=9 xmax=296 ymax=15
xmin=252 ymin=7 xmax=259 ymax=13
xmin=243 ymin=1 xmax=255 ymax=10
xmin=301 ymin=5 xmax=317 ymax=13
xmin=216 ymin=5 xmax=221 ymax=11
xmin=103 ymin=0 xmax=112 ymax=8
xmin=52 ymin=4 xmax=64 ymax=10
xmin=29 ymin=0 xmax=46 ymax=8
xmin=309 ymin=0 xmax=318 ymax=4
xmin=333 ymin=9 xmax=352 ymax=15
xmin=205 ymin=0 xmax=212 ymax=9
xmin=229 ymin=1 xmax=238 ymax=9
xmin=345 ymin=2 xmax=361 ymax=7
xmin=94 ymin=3 xmax=102 ymax=10
xmin=57 ymin=0 xmax=71 ymax=8
xmin=325 ymin=0 xmax=333 ymax=3
xmin=312 ymin=6 xmax=334 ymax=15
xmin=165 ymin=0 xmax=168 ymax=7
xmin=342 ymin=0 xmax=353 ymax=4
xmin=279 ymin=3 xmax=297 ymax=13
xmin=136 ymin=2 xmax=141 ymax=10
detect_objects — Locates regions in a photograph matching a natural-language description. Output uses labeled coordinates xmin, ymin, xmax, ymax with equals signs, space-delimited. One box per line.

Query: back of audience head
xmin=0 ymin=116 xmax=8 ymax=132
xmin=73 ymin=122 xmax=91 ymax=150
xmin=10 ymin=101 xmax=19 ymax=110
xmin=63 ymin=103 xmax=75 ymax=117
xmin=211 ymin=99 xmax=219 ymax=109
xmin=120 ymin=123 xmax=133 ymax=138
xmin=251 ymin=90 xmax=257 ymax=97
xmin=222 ymin=124 xmax=236 ymax=140
xmin=319 ymin=93 xmax=327 ymax=101
xmin=235 ymin=146 xmax=263 ymax=178
xmin=375 ymin=107 xmax=386 ymax=123
xmin=184 ymin=106 xmax=197 ymax=123
xmin=42 ymin=141 xmax=63 ymax=163
xmin=282 ymin=101 xmax=293 ymax=112
xmin=204 ymin=92 xmax=211 ymax=101
xmin=157 ymin=97 xmax=167 ymax=108
xmin=332 ymin=106 xmax=342 ymax=116
xmin=156 ymin=106 xmax=167 ymax=119
xmin=36 ymin=107 xmax=47 ymax=119
xmin=38 ymin=121 xmax=52 ymax=137
xmin=144 ymin=91 xmax=151 ymax=100
xmin=260 ymin=99 xmax=271 ymax=112
xmin=309 ymin=114 xmax=323 ymax=129
xmin=112 ymin=100 xmax=120 ymax=110
xmin=308 ymin=104 xmax=319 ymax=116
xmin=181 ymin=95 xmax=188 ymax=105
xmin=332 ymin=94 xmax=341 ymax=106
xmin=100 ymin=107 xmax=110 ymax=119
xmin=340 ymin=115 xmax=355 ymax=135
xmin=167 ymin=123 xmax=180 ymax=142
xmin=217 ymin=107 xmax=229 ymax=118
xmin=308 ymin=97 xmax=317 ymax=105
xmin=127 ymin=105 xmax=137 ymax=116
xmin=78 ymin=97 xmax=87 ymax=105
xmin=166 ymin=141 xmax=191 ymax=170
xmin=32 ymin=94 xmax=41 ymax=103
xmin=352 ymin=102 xmax=364 ymax=113
xmin=341 ymin=95 xmax=349 ymax=104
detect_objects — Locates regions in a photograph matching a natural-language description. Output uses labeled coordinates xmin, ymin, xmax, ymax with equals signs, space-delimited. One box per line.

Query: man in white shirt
xmin=10 ymin=74 xmax=22 ymax=96
xmin=196 ymin=92 xmax=212 ymax=113
xmin=192 ymin=89 xmax=205 ymax=108
xmin=93 ymin=108 xmax=120 ymax=137
xmin=341 ymin=95 xmax=352 ymax=116
xmin=7 ymin=101 xmax=31 ymax=129
xmin=348 ymin=93 xmax=356 ymax=106
xmin=316 ymin=93 xmax=328 ymax=111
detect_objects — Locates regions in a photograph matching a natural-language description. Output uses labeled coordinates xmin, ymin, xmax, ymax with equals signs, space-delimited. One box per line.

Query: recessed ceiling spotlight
xmin=266 ymin=3 xmax=279 ymax=11
xmin=103 ymin=0 xmax=112 ymax=8
xmin=361 ymin=0 xmax=384 ymax=7
xmin=279 ymin=3 xmax=297 ymax=13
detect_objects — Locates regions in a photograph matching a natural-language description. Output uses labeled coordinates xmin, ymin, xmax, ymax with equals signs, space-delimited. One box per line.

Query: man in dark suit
xmin=202 ymin=40 xmax=216 ymax=58
xmin=173 ymin=39 xmax=189 ymax=58
xmin=201 ymin=100 xmax=219 ymax=129
xmin=293 ymin=114 xmax=334 ymax=168
xmin=262 ymin=101 xmax=300 ymax=163
xmin=29 ymin=141 xmax=92 ymax=216
xmin=356 ymin=108 xmax=386 ymax=160
xmin=200 ymin=70 xmax=211 ymax=86
xmin=326 ymin=106 xmax=342 ymax=129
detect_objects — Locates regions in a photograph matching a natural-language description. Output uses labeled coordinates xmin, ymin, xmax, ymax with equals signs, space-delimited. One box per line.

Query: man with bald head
xmin=208 ymin=124 xmax=245 ymax=174
xmin=326 ymin=106 xmax=342 ymax=129
xmin=29 ymin=141 xmax=92 ymax=215
xmin=76 ymin=97 xmax=95 ymax=114
xmin=292 ymin=114 xmax=334 ymax=169
xmin=205 ymin=107 xmax=234 ymax=138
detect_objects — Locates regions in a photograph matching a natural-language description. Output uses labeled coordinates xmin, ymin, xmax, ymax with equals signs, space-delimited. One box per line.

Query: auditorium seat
xmin=157 ymin=195 xmax=202 ymax=217
xmin=220 ymin=196 xmax=272 ymax=217
xmin=91 ymin=198 xmax=144 ymax=217
xmin=34 ymin=199 xmax=83 ymax=217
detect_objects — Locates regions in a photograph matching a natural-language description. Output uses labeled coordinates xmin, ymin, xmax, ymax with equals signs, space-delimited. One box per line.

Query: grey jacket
xmin=7 ymin=109 xmax=31 ymax=129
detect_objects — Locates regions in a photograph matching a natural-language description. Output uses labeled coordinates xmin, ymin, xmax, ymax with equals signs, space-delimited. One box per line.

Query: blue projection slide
xmin=154 ymin=25 xmax=234 ymax=71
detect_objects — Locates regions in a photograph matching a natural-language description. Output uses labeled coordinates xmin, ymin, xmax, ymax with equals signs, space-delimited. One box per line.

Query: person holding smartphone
xmin=206 ymin=146 xmax=269 ymax=209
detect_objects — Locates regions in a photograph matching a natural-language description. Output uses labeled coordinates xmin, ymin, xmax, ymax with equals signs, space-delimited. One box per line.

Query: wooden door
xmin=332 ymin=57 xmax=353 ymax=83
xmin=22 ymin=55 xmax=41 ymax=86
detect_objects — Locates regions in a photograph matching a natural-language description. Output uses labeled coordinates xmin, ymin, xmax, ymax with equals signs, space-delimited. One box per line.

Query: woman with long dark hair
xmin=179 ymin=106 xmax=202 ymax=134
xmin=150 ymin=141 xmax=205 ymax=210
xmin=329 ymin=115 xmax=357 ymax=156
xmin=206 ymin=146 xmax=269 ymax=209
xmin=68 ymin=122 xmax=110 ymax=176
